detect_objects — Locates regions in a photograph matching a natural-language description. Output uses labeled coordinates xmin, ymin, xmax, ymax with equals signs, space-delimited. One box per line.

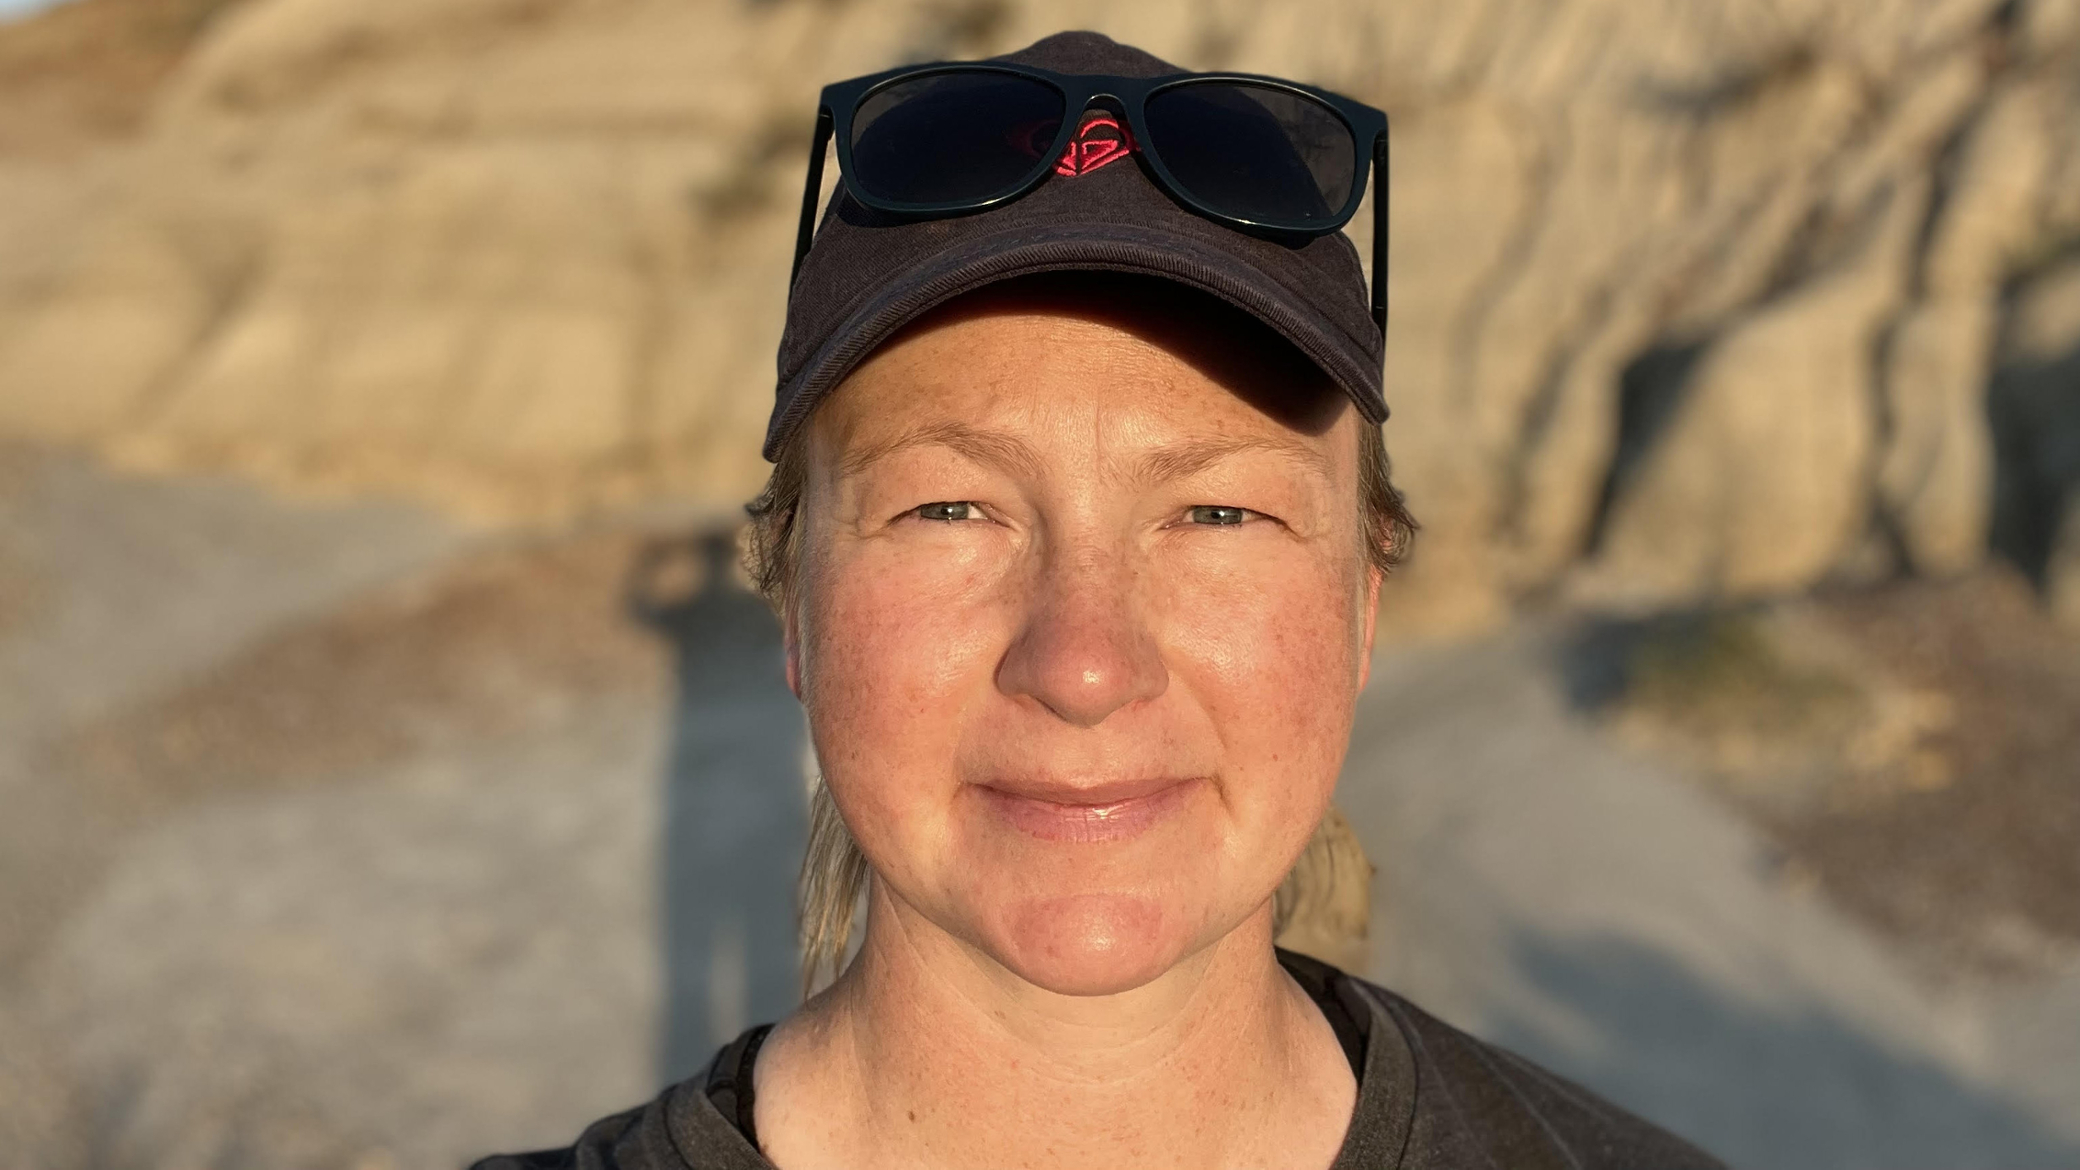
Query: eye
xmin=916 ymin=501 xmax=980 ymax=522
xmin=1188 ymin=505 xmax=1251 ymax=526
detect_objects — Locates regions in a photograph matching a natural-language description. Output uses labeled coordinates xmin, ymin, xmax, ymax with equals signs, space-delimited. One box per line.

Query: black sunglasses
xmin=791 ymin=62 xmax=1390 ymax=336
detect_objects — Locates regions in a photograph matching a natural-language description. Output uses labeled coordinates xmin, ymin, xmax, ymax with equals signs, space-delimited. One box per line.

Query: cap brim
xmin=763 ymin=221 xmax=1387 ymax=460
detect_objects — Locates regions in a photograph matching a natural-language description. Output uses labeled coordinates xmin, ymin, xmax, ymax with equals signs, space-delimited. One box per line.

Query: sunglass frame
xmin=791 ymin=61 xmax=1391 ymax=336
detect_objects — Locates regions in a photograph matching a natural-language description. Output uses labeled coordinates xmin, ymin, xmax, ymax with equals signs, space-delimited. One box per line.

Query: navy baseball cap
xmin=765 ymin=30 xmax=1386 ymax=461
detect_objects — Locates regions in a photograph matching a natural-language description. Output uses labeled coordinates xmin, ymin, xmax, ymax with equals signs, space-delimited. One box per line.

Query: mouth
xmin=972 ymin=776 xmax=1202 ymax=843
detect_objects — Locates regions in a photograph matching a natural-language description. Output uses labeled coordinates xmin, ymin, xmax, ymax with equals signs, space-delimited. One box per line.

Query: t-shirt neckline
xmin=685 ymin=949 xmax=1419 ymax=1169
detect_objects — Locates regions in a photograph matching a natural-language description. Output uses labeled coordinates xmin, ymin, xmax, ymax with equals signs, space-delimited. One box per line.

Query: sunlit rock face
xmin=3 ymin=0 xmax=2079 ymax=626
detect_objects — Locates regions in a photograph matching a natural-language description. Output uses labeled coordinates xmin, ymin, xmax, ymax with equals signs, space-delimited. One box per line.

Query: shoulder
xmin=1341 ymin=972 xmax=1725 ymax=1170
xmin=467 ymin=1070 xmax=766 ymax=1170
xmin=466 ymin=1099 xmax=657 ymax=1170
xmin=471 ymin=1027 xmax=774 ymax=1170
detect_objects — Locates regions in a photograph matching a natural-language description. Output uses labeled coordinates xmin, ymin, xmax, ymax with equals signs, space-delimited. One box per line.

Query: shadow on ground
xmin=1495 ymin=932 xmax=2080 ymax=1170
xmin=627 ymin=531 xmax=807 ymax=1084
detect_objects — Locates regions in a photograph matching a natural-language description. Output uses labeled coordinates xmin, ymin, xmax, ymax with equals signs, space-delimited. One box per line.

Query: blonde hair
xmin=796 ymin=776 xmax=874 ymax=993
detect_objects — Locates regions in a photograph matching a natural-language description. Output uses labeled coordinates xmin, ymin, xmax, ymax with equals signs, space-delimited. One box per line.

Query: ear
xmin=1357 ymin=565 xmax=1383 ymax=690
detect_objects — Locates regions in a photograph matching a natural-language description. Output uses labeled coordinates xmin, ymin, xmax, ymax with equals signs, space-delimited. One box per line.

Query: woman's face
xmin=790 ymin=289 xmax=1380 ymax=996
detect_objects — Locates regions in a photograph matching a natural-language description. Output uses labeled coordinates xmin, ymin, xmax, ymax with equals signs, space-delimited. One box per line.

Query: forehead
xmin=812 ymin=277 xmax=1348 ymax=458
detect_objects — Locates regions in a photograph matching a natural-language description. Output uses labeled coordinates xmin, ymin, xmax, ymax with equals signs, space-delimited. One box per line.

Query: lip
xmin=973 ymin=776 xmax=1201 ymax=843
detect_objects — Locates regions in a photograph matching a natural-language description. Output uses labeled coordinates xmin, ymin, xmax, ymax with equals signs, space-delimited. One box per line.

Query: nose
xmin=995 ymin=542 xmax=1168 ymax=728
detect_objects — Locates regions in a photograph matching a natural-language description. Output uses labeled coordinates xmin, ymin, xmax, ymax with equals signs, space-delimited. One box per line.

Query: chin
xmin=988 ymin=892 xmax=1198 ymax=996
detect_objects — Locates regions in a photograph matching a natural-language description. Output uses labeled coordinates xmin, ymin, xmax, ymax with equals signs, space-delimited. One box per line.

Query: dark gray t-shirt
xmin=472 ymin=951 xmax=1723 ymax=1169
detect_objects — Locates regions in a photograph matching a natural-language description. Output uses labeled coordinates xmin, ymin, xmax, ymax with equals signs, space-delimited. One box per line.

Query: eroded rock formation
xmin=2 ymin=0 xmax=2077 ymax=629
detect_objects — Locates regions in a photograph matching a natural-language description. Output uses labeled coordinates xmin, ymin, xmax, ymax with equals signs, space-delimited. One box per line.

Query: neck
xmin=755 ymin=886 xmax=1355 ymax=1170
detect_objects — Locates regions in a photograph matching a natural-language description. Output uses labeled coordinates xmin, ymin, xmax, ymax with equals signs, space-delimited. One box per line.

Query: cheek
xmin=1158 ymin=547 xmax=1365 ymax=796
xmin=796 ymin=546 xmax=1006 ymax=854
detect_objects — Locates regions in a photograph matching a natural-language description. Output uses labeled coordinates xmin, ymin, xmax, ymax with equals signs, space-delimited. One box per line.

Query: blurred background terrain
xmin=0 ymin=0 xmax=2076 ymax=1166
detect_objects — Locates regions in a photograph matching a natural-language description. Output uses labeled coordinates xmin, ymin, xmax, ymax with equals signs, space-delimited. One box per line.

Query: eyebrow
xmin=839 ymin=421 xmax=1046 ymax=481
xmin=1136 ymin=433 xmax=1333 ymax=485
xmin=837 ymin=421 xmax=1332 ymax=486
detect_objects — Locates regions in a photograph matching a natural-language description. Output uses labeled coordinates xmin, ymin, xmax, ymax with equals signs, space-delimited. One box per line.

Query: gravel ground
xmin=2 ymin=444 xmax=2076 ymax=1169
xmin=1346 ymin=630 xmax=2080 ymax=1169
xmin=1565 ymin=576 xmax=2080 ymax=980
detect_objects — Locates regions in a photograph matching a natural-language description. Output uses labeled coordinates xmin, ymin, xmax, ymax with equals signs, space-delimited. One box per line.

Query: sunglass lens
xmin=1143 ymin=82 xmax=1358 ymax=228
xmin=850 ymin=71 xmax=1067 ymax=206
